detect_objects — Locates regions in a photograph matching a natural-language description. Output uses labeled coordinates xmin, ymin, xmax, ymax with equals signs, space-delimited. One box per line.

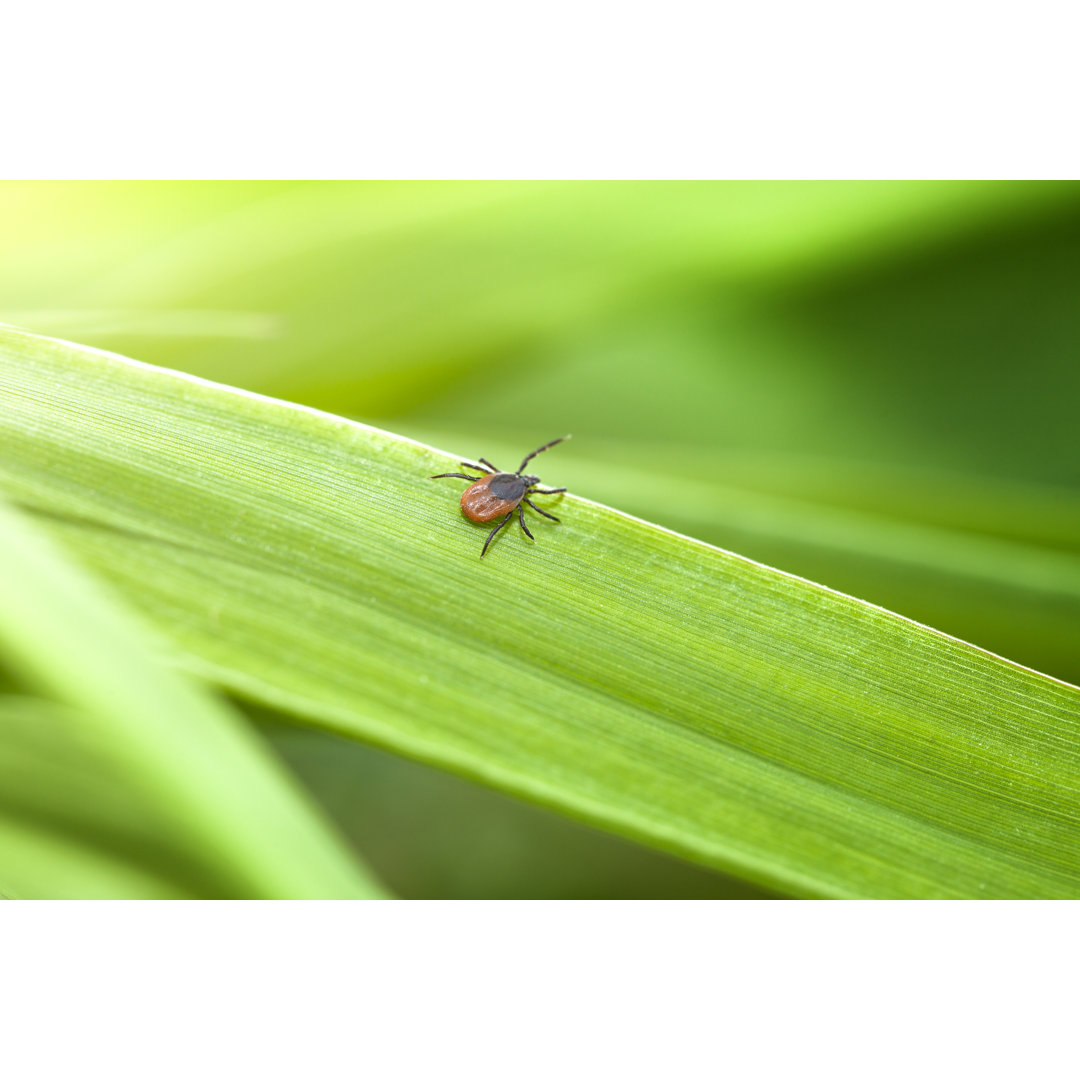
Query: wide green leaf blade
xmin=0 ymin=493 xmax=384 ymax=899
xmin=402 ymin=425 xmax=1080 ymax=687
xmin=2 ymin=325 xmax=1078 ymax=898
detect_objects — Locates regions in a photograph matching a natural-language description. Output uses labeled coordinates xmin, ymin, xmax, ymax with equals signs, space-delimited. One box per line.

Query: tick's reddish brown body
xmin=461 ymin=474 xmax=528 ymax=522
xmin=430 ymin=438 xmax=569 ymax=557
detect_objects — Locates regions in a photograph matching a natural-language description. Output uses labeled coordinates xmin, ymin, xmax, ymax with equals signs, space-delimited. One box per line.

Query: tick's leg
xmin=480 ymin=512 xmax=514 ymax=558
xmin=524 ymin=497 xmax=560 ymax=522
xmin=461 ymin=460 xmax=492 ymax=473
xmin=518 ymin=505 xmax=535 ymax=540
xmin=431 ymin=472 xmax=480 ymax=481
xmin=527 ymin=486 xmax=566 ymax=495
xmin=479 ymin=458 xmax=500 ymax=473
xmin=517 ymin=436 xmax=567 ymax=474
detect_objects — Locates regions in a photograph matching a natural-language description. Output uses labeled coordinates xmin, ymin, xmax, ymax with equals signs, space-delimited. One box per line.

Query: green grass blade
xmin=404 ymin=426 xmax=1080 ymax=685
xmin=2 ymin=325 xmax=1078 ymax=898
xmin=0 ymin=494 xmax=385 ymax=899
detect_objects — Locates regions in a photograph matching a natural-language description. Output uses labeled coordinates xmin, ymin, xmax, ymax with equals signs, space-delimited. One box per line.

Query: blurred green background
xmin=3 ymin=181 xmax=1077 ymax=898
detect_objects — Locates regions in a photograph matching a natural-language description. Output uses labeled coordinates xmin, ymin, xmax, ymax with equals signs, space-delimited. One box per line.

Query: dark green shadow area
xmin=255 ymin=710 xmax=778 ymax=900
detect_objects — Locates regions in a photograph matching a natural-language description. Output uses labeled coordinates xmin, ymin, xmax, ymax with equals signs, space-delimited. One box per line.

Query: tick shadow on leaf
xmin=431 ymin=437 xmax=570 ymax=557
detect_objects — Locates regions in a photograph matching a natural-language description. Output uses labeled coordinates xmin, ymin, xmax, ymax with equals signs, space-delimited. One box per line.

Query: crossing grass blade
xmin=0 ymin=492 xmax=385 ymax=899
xmin=1 ymin=324 xmax=1078 ymax=898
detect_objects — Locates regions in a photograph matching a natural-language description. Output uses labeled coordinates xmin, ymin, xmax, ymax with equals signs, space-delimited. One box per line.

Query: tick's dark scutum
xmin=488 ymin=473 xmax=527 ymax=501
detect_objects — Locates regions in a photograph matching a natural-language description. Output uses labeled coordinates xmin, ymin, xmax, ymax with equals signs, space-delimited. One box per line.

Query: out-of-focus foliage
xmin=0 ymin=499 xmax=383 ymax=899
xmin=1 ymin=181 xmax=1078 ymax=898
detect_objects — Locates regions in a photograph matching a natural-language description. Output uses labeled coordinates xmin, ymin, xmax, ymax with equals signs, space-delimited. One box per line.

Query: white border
xmin=1 ymin=903 xmax=1076 ymax=1078
xmin=3 ymin=3 xmax=1080 ymax=177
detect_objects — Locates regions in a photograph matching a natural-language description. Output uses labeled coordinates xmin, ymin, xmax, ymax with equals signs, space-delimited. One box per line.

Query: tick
xmin=431 ymin=437 xmax=569 ymax=557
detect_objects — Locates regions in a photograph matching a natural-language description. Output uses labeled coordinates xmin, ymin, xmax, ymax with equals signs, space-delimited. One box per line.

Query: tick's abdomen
xmin=461 ymin=473 xmax=526 ymax=522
